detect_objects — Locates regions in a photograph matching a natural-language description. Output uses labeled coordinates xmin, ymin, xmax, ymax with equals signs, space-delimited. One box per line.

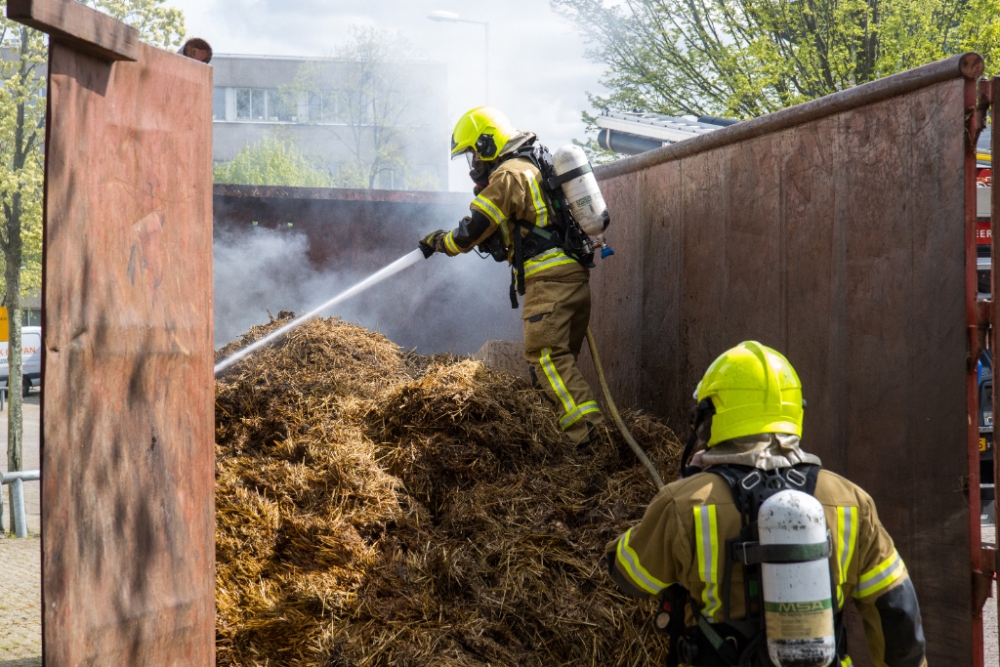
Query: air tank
xmin=759 ymin=489 xmax=836 ymax=667
xmin=552 ymin=144 xmax=610 ymax=236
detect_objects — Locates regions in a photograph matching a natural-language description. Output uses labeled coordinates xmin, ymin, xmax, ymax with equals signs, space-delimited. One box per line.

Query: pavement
xmin=0 ymin=536 xmax=41 ymax=666
xmin=984 ymin=523 xmax=998 ymax=666
xmin=0 ymin=391 xmax=42 ymax=667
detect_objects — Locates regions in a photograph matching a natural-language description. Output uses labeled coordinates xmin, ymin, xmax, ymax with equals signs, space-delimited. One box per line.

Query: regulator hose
xmin=585 ymin=327 xmax=665 ymax=490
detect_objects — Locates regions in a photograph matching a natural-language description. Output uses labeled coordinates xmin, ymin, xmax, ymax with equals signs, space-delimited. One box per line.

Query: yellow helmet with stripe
xmin=696 ymin=341 xmax=803 ymax=447
xmin=451 ymin=106 xmax=516 ymax=162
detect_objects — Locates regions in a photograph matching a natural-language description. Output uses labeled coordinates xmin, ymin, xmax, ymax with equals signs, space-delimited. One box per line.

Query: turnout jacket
xmin=440 ymin=156 xmax=587 ymax=283
xmin=607 ymin=467 xmax=927 ymax=667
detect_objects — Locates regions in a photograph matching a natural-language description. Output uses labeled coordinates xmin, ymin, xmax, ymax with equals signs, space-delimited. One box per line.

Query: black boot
xmin=576 ymin=421 xmax=598 ymax=452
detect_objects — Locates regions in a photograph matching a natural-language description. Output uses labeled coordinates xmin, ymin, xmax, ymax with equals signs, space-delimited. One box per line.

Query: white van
xmin=0 ymin=326 xmax=42 ymax=396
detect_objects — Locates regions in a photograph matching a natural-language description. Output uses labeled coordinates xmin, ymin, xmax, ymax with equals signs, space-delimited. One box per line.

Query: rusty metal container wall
xmin=211 ymin=184 xmax=525 ymax=354
xmin=213 ymin=184 xmax=471 ymax=273
xmin=582 ymin=175 xmax=645 ymax=407
xmin=589 ymin=78 xmax=971 ymax=665
xmin=41 ymin=41 xmax=215 ymax=665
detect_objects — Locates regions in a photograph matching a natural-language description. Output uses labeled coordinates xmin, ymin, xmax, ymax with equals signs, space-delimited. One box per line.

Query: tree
xmin=214 ymin=135 xmax=335 ymax=188
xmin=0 ymin=16 xmax=47 ymax=536
xmin=287 ymin=26 xmax=434 ymax=190
xmin=0 ymin=0 xmax=184 ymax=534
xmin=83 ymin=0 xmax=185 ymax=49
xmin=552 ymin=0 xmax=1000 ymax=121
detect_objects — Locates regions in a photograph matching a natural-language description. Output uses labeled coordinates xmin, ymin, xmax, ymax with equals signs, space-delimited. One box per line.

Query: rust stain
xmin=588 ymin=79 xmax=973 ymax=666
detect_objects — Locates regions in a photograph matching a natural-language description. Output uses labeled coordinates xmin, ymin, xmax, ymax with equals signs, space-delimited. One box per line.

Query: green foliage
xmin=553 ymin=0 xmax=1000 ymax=119
xmin=0 ymin=0 xmax=184 ymax=304
xmin=0 ymin=19 xmax=46 ymax=303
xmin=286 ymin=25 xmax=431 ymax=190
xmin=214 ymin=136 xmax=334 ymax=188
xmin=83 ymin=0 xmax=186 ymax=49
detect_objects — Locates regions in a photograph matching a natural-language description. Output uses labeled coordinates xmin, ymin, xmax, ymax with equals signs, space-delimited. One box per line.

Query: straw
xmin=215 ymin=313 xmax=683 ymax=666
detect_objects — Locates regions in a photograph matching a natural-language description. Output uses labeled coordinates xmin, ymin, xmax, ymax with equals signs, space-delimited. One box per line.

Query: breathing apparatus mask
xmin=467 ymin=152 xmax=492 ymax=192
xmin=681 ymin=396 xmax=716 ymax=469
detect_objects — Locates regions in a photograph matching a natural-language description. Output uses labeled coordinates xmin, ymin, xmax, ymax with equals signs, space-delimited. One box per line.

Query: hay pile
xmin=215 ymin=313 xmax=683 ymax=667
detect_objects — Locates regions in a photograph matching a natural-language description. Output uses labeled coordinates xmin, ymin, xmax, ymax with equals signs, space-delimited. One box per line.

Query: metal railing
xmin=1 ymin=469 xmax=39 ymax=537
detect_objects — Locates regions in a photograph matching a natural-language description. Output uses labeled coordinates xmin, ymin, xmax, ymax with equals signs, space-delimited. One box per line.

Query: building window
xmin=213 ymin=87 xmax=226 ymax=120
xmin=377 ymin=168 xmax=402 ymax=190
xmin=235 ymin=88 xmax=296 ymax=122
xmin=308 ymin=90 xmax=342 ymax=123
xmin=236 ymin=88 xmax=265 ymax=120
xmin=266 ymin=90 xmax=296 ymax=122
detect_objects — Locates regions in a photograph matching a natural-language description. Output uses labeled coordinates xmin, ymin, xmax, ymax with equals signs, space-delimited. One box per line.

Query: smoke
xmin=213 ymin=226 xmax=524 ymax=354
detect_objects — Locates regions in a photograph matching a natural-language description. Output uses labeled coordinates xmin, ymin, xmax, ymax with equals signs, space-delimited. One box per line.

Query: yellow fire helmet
xmin=695 ymin=341 xmax=804 ymax=447
xmin=451 ymin=106 xmax=516 ymax=161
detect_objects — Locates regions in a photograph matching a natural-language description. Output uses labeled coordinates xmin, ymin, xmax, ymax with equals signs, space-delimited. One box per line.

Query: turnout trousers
xmin=522 ymin=275 xmax=604 ymax=444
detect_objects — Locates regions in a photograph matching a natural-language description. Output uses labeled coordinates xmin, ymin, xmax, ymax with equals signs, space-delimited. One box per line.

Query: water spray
xmin=215 ymin=249 xmax=427 ymax=375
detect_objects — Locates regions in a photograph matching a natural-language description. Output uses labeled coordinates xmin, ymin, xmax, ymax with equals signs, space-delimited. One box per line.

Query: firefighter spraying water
xmin=213 ymin=106 xmax=665 ymax=490
xmin=420 ymin=106 xmax=616 ymax=449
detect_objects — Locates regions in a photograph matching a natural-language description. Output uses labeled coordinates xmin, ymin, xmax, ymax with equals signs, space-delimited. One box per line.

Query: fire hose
xmin=585 ymin=328 xmax=665 ymax=490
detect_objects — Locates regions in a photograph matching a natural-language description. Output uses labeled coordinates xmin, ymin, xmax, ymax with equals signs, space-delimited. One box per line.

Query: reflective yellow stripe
xmin=559 ymin=400 xmax=600 ymax=429
xmin=524 ymin=248 xmax=577 ymax=278
xmin=854 ymin=550 xmax=905 ymax=599
xmin=498 ymin=220 xmax=512 ymax=248
xmin=526 ymin=171 xmax=550 ymax=228
xmin=540 ymin=347 xmax=577 ymax=419
xmin=694 ymin=505 xmax=721 ymax=619
xmin=615 ymin=527 xmax=670 ymax=594
xmin=472 ymin=195 xmax=506 ymax=226
xmin=836 ymin=506 xmax=858 ymax=608
xmin=444 ymin=231 xmax=461 ymax=255
xmin=525 ymin=248 xmax=563 ymax=265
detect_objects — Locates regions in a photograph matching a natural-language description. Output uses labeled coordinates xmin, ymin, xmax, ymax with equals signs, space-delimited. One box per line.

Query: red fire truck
xmin=976 ymin=129 xmax=994 ymax=519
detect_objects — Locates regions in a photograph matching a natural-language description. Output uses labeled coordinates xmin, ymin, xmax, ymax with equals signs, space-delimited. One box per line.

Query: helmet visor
xmin=452 ymin=146 xmax=473 ymax=161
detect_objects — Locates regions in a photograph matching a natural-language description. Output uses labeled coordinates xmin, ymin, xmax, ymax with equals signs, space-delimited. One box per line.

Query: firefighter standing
xmin=420 ymin=107 xmax=605 ymax=447
xmin=607 ymin=342 xmax=926 ymax=667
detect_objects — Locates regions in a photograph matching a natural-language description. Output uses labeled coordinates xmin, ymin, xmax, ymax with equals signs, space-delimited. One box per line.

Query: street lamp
xmin=428 ymin=10 xmax=490 ymax=105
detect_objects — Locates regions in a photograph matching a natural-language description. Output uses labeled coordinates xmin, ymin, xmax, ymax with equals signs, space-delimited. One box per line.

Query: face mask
xmin=682 ymin=398 xmax=716 ymax=467
xmin=468 ymin=154 xmax=491 ymax=187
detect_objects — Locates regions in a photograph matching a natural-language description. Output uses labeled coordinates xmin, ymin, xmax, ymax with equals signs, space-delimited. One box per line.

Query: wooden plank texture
xmin=41 ymin=42 xmax=214 ymax=665
xmin=8 ymin=0 xmax=139 ymax=62
xmin=592 ymin=78 xmax=973 ymax=665
xmin=582 ymin=174 xmax=644 ymax=408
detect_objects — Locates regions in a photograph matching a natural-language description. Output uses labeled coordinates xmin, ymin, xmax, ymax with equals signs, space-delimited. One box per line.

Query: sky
xmin=169 ymin=0 xmax=609 ymax=191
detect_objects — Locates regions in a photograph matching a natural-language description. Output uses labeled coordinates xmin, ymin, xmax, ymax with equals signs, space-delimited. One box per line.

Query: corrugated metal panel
xmin=41 ymin=41 xmax=215 ymax=665
xmin=590 ymin=70 xmax=975 ymax=664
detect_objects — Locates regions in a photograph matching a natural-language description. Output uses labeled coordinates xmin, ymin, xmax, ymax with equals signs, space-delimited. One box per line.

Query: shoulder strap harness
xmin=481 ymin=140 xmax=596 ymax=308
xmin=659 ymin=464 xmax=846 ymax=667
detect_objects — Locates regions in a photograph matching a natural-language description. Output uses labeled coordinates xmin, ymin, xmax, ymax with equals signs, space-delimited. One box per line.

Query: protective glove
xmin=419 ymin=230 xmax=448 ymax=258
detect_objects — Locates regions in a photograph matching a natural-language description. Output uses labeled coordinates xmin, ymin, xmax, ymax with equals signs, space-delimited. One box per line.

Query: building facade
xmin=211 ymin=54 xmax=449 ymax=191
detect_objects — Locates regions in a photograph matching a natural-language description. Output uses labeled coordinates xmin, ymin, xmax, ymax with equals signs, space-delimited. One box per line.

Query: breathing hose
xmin=585 ymin=327 xmax=665 ymax=490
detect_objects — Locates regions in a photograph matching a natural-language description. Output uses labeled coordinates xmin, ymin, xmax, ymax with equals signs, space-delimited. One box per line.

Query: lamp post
xmin=428 ymin=10 xmax=489 ymax=104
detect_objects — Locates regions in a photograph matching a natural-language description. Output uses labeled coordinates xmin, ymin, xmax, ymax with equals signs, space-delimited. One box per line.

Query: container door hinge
xmin=975 ymin=546 xmax=996 ymax=612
